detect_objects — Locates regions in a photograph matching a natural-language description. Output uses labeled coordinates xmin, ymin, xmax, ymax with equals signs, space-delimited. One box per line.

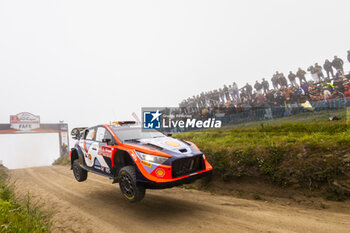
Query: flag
xmin=301 ymin=101 xmax=313 ymax=111
xmin=131 ymin=112 xmax=141 ymax=124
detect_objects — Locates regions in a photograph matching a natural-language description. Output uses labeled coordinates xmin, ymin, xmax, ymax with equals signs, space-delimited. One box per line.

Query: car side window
xmin=95 ymin=127 xmax=106 ymax=142
xmin=81 ymin=130 xmax=88 ymax=139
xmin=86 ymin=128 xmax=96 ymax=140
xmin=104 ymin=130 xmax=114 ymax=143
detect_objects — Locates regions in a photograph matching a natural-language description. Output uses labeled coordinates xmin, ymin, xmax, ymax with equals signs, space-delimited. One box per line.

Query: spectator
xmin=348 ymin=50 xmax=350 ymax=63
xmin=333 ymin=77 xmax=345 ymax=93
xmin=335 ymin=70 xmax=345 ymax=80
xmin=232 ymin=82 xmax=239 ymax=100
xmin=265 ymin=90 xmax=275 ymax=104
xmin=179 ymin=50 xmax=349 ymax=119
xmin=323 ymin=59 xmax=334 ymax=79
xmin=308 ymin=65 xmax=320 ymax=83
xmin=199 ymin=92 xmax=206 ymax=107
xmin=314 ymin=63 xmax=324 ymax=80
xmin=254 ymin=80 xmax=263 ymax=94
xmin=245 ymin=83 xmax=253 ymax=97
xmin=256 ymin=93 xmax=265 ymax=105
xmin=344 ymin=83 xmax=350 ymax=98
xmin=289 ymin=87 xmax=300 ymax=104
xmin=296 ymin=68 xmax=307 ymax=85
xmin=332 ymin=56 xmax=344 ymax=73
xmin=288 ymin=71 xmax=297 ymax=86
xmin=223 ymin=85 xmax=231 ymax=102
xmin=331 ymin=88 xmax=344 ymax=100
xmin=282 ymin=87 xmax=292 ymax=102
xmin=274 ymin=92 xmax=285 ymax=106
xmin=323 ymin=89 xmax=332 ymax=100
xmin=301 ymin=81 xmax=309 ymax=94
xmin=279 ymin=73 xmax=288 ymax=87
xmin=346 ymin=71 xmax=350 ymax=80
xmin=297 ymin=85 xmax=305 ymax=95
xmin=271 ymin=72 xmax=279 ymax=89
xmin=344 ymin=85 xmax=350 ymax=99
xmin=213 ymin=89 xmax=220 ymax=103
xmin=262 ymin=78 xmax=269 ymax=94
xmin=61 ymin=143 xmax=68 ymax=156
xmin=322 ymin=81 xmax=334 ymax=99
xmin=219 ymin=88 xmax=225 ymax=103
xmin=228 ymin=85 xmax=234 ymax=100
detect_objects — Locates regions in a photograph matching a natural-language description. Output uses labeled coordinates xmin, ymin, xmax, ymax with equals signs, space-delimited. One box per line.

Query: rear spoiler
xmin=71 ymin=127 xmax=87 ymax=140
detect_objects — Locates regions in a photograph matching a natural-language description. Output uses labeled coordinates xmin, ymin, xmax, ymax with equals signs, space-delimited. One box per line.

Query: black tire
xmin=72 ymin=159 xmax=88 ymax=182
xmin=118 ymin=166 xmax=145 ymax=203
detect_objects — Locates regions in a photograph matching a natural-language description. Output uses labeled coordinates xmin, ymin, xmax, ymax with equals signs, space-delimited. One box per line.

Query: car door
xmin=93 ymin=126 xmax=115 ymax=175
xmin=81 ymin=127 xmax=99 ymax=168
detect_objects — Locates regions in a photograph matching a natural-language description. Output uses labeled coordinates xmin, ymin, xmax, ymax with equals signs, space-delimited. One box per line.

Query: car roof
xmin=109 ymin=125 xmax=141 ymax=130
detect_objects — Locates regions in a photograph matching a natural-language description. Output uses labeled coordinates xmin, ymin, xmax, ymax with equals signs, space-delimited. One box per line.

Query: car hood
xmin=124 ymin=136 xmax=199 ymax=157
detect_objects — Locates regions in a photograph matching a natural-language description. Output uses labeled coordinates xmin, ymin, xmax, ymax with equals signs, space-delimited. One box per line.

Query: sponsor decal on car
xmin=98 ymin=145 xmax=114 ymax=158
xmin=93 ymin=158 xmax=110 ymax=173
xmin=141 ymin=160 xmax=152 ymax=168
xmin=155 ymin=168 xmax=165 ymax=177
xmin=130 ymin=150 xmax=138 ymax=161
xmin=165 ymin=141 xmax=180 ymax=147
xmin=94 ymin=165 xmax=111 ymax=174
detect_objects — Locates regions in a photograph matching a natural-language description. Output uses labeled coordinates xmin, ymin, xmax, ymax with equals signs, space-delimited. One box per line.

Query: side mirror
xmin=102 ymin=138 xmax=113 ymax=145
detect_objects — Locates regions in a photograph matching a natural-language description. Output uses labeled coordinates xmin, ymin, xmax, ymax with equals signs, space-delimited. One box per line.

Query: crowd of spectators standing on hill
xmin=179 ymin=51 xmax=350 ymax=118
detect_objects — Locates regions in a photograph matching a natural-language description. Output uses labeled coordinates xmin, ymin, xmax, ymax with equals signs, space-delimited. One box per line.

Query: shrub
xmin=175 ymin=121 xmax=350 ymax=199
xmin=0 ymin=167 xmax=51 ymax=232
xmin=52 ymin=155 xmax=70 ymax=166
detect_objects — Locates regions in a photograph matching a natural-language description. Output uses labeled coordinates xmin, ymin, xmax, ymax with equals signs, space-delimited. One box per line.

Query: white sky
xmin=0 ymin=0 xmax=349 ymax=168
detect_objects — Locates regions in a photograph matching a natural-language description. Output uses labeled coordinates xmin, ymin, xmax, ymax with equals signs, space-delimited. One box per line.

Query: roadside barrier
xmin=216 ymin=98 xmax=349 ymax=126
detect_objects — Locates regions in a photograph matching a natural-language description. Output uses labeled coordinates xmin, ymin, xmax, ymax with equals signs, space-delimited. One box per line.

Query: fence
xmin=216 ymin=98 xmax=349 ymax=127
xmin=165 ymin=98 xmax=350 ymax=133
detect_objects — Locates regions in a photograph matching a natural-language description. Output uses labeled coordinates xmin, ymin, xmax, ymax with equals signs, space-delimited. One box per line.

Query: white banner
xmin=10 ymin=112 xmax=40 ymax=131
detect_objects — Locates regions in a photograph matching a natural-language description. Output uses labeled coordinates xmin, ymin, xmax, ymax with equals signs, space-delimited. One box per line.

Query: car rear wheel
xmin=118 ymin=166 xmax=145 ymax=203
xmin=73 ymin=159 xmax=88 ymax=182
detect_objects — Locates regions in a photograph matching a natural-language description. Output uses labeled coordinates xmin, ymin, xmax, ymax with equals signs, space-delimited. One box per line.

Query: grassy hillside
xmin=0 ymin=165 xmax=51 ymax=232
xmin=175 ymin=122 xmax=350 ymax=200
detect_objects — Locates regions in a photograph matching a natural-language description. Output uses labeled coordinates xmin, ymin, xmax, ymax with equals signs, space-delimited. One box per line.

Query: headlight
xmin=136 ymin=151 xmax=168 ymax=164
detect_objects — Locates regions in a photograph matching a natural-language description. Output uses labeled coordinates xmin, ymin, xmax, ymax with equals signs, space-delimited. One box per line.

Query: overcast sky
xmin=0 ymin=0 xmax=349 ymax=168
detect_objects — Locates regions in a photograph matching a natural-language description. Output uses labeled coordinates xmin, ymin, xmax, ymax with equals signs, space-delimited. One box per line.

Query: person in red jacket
xmin=344 ymin=84 xmax=350 ymax=99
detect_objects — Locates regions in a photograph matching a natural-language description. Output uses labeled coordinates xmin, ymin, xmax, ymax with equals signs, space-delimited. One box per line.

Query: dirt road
xmin=9 ymin=166 xmax=350 ymax=233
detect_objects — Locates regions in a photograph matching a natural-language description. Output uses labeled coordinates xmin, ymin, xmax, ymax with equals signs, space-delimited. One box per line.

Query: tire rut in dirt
xmin=23 ymin=168 xmax=125 ymax=232
xmin=9 ymin=166 xmax=350 ymax=233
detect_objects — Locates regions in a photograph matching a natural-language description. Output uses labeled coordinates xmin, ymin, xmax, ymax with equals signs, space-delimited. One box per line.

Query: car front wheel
xmin=72 ymin=159 xmax=88 ymax=182
xmin=118 ymin=166 xmax=145 ymax=203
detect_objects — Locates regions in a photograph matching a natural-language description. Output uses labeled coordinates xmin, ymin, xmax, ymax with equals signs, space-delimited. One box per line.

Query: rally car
xmin=70 ymin=121 xmax=213 ymax=203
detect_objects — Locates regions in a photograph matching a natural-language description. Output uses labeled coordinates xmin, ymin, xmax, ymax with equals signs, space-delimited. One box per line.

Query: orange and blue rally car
xmin=70 ymin=121 xmax=213 ymax=202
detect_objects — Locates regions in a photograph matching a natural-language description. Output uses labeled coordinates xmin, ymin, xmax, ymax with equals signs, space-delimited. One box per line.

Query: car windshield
xmin=110 ymin=127 xmax=166 ymax=142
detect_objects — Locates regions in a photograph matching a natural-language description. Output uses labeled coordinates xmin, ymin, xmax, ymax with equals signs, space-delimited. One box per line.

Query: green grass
xmin=175 ymin=121 xmax=350 ymax=200
xmin=0 ymin=166 xmax=51 ymax=232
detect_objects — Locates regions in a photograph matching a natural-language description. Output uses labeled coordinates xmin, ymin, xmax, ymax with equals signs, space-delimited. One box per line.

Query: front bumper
xmin=137 ymin=169 xmax=212 ymax=189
